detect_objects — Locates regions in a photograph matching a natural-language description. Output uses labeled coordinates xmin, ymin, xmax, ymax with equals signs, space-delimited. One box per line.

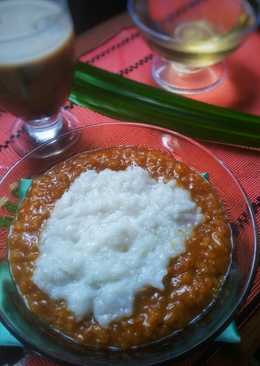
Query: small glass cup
xmin=0 ymin=0 xmax=79 ymax=157
xmin=128 ymin=0 xmax=256 ymax=94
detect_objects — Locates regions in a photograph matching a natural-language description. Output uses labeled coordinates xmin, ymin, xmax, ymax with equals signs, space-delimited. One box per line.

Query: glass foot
xmin=152 ymin=56 xmax=226 ymax=94
xmin=10 ymin=109 xmax=80 ymax=158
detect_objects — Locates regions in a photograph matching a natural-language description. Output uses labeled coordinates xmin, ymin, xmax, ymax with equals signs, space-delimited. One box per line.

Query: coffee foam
xmin=0 ymin=0 xmax=73 ymax=65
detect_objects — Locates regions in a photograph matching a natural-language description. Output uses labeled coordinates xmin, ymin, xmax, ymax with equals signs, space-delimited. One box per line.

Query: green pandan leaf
xmin=0 ymin=216 xmax=13 ymax=229
xmin=70 ymin=62 xmax=260 ymax=149
xmin=3 ymin=201 xmax=18 ymax=214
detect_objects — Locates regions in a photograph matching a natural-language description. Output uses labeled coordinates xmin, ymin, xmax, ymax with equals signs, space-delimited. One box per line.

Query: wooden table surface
xmin=74 ymin=12 xmax=260 ymax=366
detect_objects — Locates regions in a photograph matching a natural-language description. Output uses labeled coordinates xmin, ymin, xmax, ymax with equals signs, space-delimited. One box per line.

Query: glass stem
xmin=24 ymin=112 xmax=64 ymax=144
xmin=171 ymin=62 xmax=202 ymax=74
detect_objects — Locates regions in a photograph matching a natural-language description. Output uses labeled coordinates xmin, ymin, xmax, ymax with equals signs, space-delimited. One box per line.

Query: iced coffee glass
xmin=0 ymin=0 xmax=78 ymax=157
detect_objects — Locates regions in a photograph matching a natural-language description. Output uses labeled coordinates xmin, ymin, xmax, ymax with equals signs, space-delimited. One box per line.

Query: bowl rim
xmin=0 ymin=121 xmax=258 ymax=364
xmin=127 ymin=0 xmax=257 ymax=45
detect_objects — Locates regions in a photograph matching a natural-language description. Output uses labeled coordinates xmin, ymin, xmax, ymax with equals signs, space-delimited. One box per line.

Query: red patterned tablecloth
xmin=0 ymin=26 xmax=260 ymax=365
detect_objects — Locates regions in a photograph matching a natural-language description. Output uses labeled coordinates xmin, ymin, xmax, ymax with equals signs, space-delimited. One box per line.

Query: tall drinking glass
xmin=0 ymin=0 xmax=78 ymax=157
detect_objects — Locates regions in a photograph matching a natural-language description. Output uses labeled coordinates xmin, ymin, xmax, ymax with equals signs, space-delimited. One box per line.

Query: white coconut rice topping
xmin=33 ymin=166 xmax=203 ymax=327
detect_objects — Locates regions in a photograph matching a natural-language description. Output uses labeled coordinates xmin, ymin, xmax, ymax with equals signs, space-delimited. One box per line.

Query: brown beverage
xmin=0 ymin=0 xmax=74 ymax=120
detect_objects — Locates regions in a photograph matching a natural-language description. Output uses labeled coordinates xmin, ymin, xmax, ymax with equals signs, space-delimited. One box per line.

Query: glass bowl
xmin=128 ymin=0 xmax=256 ymax=94
xmin=0 ymin=123 xmax=258 ymax=365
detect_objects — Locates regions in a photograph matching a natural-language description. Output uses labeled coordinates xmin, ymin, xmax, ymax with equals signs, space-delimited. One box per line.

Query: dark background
xmin=69 ymin=0 xmax=259 ymax=34
xmin=68 ymin=0 xmax=127 ymax=34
